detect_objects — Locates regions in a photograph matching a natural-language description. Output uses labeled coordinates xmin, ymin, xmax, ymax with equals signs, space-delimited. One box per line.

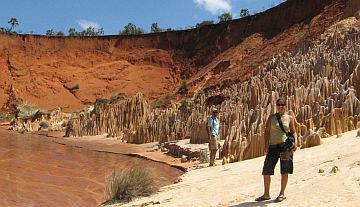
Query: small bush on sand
xmin=105 ymin=165 xmax=158 ymax=202
xmin=39 ymin=121 xmax=50 ymax=129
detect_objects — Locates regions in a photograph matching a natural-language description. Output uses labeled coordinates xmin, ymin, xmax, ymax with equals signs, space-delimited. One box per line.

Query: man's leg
xmin=210 ymin=149 xmax=217 ymax=166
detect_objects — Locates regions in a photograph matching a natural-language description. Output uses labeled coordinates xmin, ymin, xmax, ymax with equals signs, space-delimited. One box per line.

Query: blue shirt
xmin=207 ymin=116 xmax=220 ymax=137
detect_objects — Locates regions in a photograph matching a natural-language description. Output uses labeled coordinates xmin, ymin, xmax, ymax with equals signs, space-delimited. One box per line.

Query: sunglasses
xmin=276 ymin=103 xmax=286 ymax=107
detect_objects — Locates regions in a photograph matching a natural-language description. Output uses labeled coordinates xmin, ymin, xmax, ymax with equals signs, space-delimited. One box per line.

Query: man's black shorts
xmin=262 ymin=146 xmax=293 ymax=175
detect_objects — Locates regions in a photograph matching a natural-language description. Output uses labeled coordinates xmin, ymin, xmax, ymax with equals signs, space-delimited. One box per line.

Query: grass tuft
xmin=105 ymin=165 xmax=158 ymax=203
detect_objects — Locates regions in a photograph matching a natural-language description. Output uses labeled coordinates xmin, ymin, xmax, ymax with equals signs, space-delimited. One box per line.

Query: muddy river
xmin=0 ymin=129 xmax=182 ymax=207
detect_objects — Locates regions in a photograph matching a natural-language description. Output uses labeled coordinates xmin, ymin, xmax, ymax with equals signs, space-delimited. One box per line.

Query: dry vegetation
xmin=105 ymin=165 xmax=158 ymax=203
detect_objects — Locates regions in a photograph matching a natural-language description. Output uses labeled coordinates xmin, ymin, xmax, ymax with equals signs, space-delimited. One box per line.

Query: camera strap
xmin=275 ymin=112 xmax=289 ymax=135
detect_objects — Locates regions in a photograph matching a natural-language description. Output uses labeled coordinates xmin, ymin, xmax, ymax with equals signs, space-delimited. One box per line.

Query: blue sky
xmin=0 ymin=0 xmax=285 ymax=35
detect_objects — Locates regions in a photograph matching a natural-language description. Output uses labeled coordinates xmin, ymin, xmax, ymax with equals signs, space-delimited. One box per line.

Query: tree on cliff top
xmin=196 ymin=20 xmax=214 ymax=28
xmin=119 ymin=23 xmax=145 ymax=35
xmin=67 ymin=27 xmax=104 ymax=36
xmin=0 ymin=27 xmax=7 ymax=33
xmin=56 ymin=31 xmax=64 ymax=36
xmin=240 ymin=9 xmax=250 ymax=18
xmin=80 ymin=27 xmax=104 ymax=36
xmin=8 ymin=18 xmax=19 ymax=32
xmin=218 ymin=12 xmax=232 ymax=22
xmin=151 ymin=22 xmax=162 ymax=33
xmin=1 ymin=17 xmax=19 ymax=34
xmin=68 ymin=28 xmax=77 ymax=36
xmin=46 ymin=29 xmax=65 ymax=36
xmin=46 ymin=29 xmax=56 ymax=36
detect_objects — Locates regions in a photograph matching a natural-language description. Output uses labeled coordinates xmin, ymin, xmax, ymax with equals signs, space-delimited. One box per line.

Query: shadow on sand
xmin=229 ymin=200 xmax=276 ymax=207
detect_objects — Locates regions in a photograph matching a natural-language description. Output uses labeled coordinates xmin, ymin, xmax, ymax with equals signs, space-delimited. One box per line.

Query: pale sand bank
xmin=109 ymin=129 xmax=360 ymax=207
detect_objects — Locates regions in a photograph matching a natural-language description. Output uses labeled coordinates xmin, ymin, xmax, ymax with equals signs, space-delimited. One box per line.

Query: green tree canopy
xmin=196 ymin=20 xmax=214 ymax=28
xmin=119 ymin=23 xmax=145 ymax=35
xmin=56 ymin=31 xmax=64 ymax=36
xmin=46 ymin=29 xmax=55 ymax=36
xmin=218 ymin=12 xmax=233 ymax=22
xmin=240 ymin=9 xmax=250 ymax=18
xmin=150 ymin=22 xmax=162 ymax=33
xmin=68 ymin=28 xmax=77 ymax=36
xmin=46 ymin=29 xmax=65 ymax=36
xmin=8 ymin=17 xmax=19 ymax=32
xmin=0 ymin=27 xmax=7 ymax=33
xmin=68 ymin=27 xmax=104 ymax=36
xmin=79 ymin=27 xmax=104 ymax=36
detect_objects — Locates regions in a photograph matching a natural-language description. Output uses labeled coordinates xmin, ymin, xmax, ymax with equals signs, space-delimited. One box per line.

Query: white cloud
xmin=194 ymin=0 xmax=232 ymax=14
xmin=76 ymin=19 xmax=100 ymax=30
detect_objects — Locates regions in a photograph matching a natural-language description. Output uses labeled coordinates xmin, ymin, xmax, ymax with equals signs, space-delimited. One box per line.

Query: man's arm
xmin=207 ymin=118 xmax=212 ymax=142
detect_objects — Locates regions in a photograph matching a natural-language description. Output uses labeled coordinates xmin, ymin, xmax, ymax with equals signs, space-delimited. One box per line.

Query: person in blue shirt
xmin=207 ymin=108 xmax=220 ymax=166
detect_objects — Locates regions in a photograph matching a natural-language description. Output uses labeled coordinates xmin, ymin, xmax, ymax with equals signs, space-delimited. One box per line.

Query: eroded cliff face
xmin=0 ymin=35 xmax=176 ymax=112
xmin=0 ymin=0 xmax=350 ymax=112
xmin=70 ymin=18 xmax=360 ymax=163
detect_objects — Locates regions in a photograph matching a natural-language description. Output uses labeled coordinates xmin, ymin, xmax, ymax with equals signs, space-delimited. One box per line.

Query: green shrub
xmin=178 ymin=80 xmax=188 ymax=94
xmin=152 ymin=94 xmax=174 ymax=108
xmin=240 ymin=8 xmax=250 ymax=18
xmin=119 ymin=23 xmax=145 ymax=35
xmin=180 ymin=99 xmax=188 ymax=108
xmin=39 ymin=121 xmax=50 ymax=129
xmin=105 ymin=165 xmax=158 ymax=202
xmin=218 ymin=12 xmax=233 ymax=22
xmin=6 ymin=114 xmax=15 ymax=121
xmin=196 ymin=20 xmax=214 ymax=28
xmin=16 ymin=104 xmax=38 ymax=119
xmin=0 ymin=113 xmax=15 ymax=122
xmin=199 ymin=149 xmax=209 ymax=164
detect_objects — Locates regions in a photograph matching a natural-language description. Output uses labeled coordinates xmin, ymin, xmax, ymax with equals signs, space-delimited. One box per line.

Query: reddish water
xmin=0 ymin=130 xmax=182 ymax=207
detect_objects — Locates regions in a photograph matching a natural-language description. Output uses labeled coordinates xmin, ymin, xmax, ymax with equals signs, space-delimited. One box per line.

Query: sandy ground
xmin=106 ymin=129 xmax=360 ymax=207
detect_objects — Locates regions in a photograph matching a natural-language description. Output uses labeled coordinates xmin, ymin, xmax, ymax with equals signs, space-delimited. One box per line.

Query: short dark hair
xmin=276 ymin=98 xmax=286 ymax=106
